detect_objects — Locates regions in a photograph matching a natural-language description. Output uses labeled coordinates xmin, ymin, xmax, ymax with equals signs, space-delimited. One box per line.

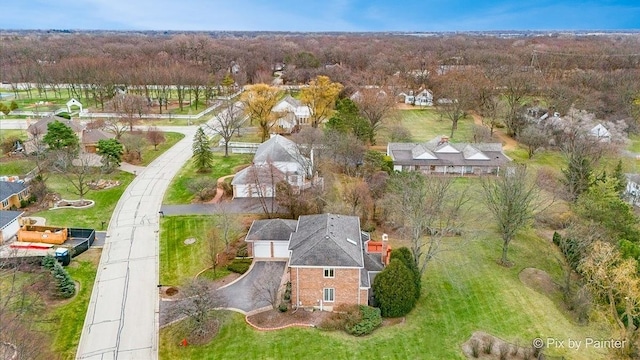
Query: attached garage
xmin=253 ymin=240 xmax=289 ymax=258
xmin=0 ymin=210 xmax=24 ymax=244
xmin=245 ymin=218 xmax=297 ymax=259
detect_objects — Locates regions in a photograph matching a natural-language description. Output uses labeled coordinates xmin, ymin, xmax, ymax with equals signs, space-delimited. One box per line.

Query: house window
xmin=323 ymin=288 xmax=335 ymax=302
xmin=1 ymin=199 xmax=8 ymax=208
xmin=323 ymin=268 xmax=334 ymax=278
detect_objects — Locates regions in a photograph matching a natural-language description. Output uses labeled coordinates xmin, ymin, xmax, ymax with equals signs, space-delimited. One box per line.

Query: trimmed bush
xmin=345 ymin=306 xmax=382 ymax=336
xmin=278 ymin=302 xmax=288 ymax=312
xmin=373 ymin=259 xmax=418 ymax=317
xmin=227 ymin=258 xmax=252 ymax=274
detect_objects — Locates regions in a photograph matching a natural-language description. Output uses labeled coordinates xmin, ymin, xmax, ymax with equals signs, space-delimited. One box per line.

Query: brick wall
xmin=290 ymin=267 xmax=365 ymax=309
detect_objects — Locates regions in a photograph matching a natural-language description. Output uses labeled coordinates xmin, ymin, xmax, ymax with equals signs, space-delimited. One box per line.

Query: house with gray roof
xmin=244 ymin=213 xmax=390 ymax=310
xmin=26 ymin=115 xmax=115 ymax=154
xmin=0 ymin=210 xmax=24 ymax=244
xmin=0 ymin=181 xmax=28 ymax=210
xmin=231 ymin=134 xmax=317 ymax=198
xmin=387 ymin=135 xmax=511 ymax=175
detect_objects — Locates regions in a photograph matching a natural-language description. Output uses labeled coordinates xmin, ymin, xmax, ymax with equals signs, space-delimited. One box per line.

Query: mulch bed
xmin=246 ymin=308 xmax=331 ymax=329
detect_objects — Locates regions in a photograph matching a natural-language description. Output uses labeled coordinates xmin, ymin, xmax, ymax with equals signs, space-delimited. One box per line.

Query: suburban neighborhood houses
xmin=1 ymin=28 xmax=640 ymax=360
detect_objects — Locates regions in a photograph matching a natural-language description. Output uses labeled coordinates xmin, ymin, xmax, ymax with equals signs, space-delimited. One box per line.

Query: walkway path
xmin=76 ymin=126 xmax=196 ymax=360
xmin=206 ymin=174 xmax=235 ymax=204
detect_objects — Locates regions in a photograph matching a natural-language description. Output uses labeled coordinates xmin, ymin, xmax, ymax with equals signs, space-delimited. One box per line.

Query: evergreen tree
xmin=612 ymin=159 xmax=627 ymax=196
xmin=372 ymin=259 xmax=418 ymax=317
xmin=97 ymin=138 xmax=124 ymax=172
xmin=192 ymin=127 xmax=213 ymax=172
xmin=390 ymin=247 xmax=421 ymax=299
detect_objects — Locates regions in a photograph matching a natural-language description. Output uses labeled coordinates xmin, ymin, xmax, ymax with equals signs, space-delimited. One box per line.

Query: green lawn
xmin=32 ymin=170 xmax=134 ymax=229
xmin=140 ymin=132 xmax=185 ymax=166
xmin=0 ymin=250 xmax=98 ymax=360
xmin=159 ymin=228 xmax=611 ymax=359
xmin=379 ymin=108 xmax=475 ymax=145
xmin=159 ymin=215 xmax=231 ymax=286
xmin=48 ymin=257 xmax=98 ymax=359
xmin=0 ymin=129 xmax=27 ymax=141
xmin=0 ymin=159 xmax=35 ymax=176
xmin=163 ymin=153 xmax=252 ymax=204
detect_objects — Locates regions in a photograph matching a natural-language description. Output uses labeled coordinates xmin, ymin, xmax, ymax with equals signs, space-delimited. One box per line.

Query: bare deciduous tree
xmin=146 ymin=126 xmax=165 ymax=150
xmin=207 ymin=100 xmax=245 ymax=157
xmin=480 ymin=165 xmax=543 ymax=266
xmin=385 ymin=172 xmax=469 ymax=274
xmin=170 ymin=279 xmax=225 ymax=338
xmin=251 ymin=263 xmax=284 ymax=310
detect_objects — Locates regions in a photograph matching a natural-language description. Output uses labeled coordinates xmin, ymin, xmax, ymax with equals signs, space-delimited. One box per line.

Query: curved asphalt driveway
xmin=217 ymin=261 xmax=287 ymax=313
xmin=76 ymin=126 xmax=196 ymax=360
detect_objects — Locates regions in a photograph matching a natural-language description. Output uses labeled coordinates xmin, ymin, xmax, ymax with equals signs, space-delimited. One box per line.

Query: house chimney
xmin=381 ymin=234 xmax=389 ymax=265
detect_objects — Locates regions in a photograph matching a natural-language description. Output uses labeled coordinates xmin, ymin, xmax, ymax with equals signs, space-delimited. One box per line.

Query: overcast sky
xmin=4 ymin=0 xmax=639 ymax=32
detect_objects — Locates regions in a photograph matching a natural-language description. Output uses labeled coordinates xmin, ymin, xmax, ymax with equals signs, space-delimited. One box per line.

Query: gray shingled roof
xmin=253 ymin=135 xmax=308 ymax=166
xmin=231 ymin=164 xmax=286 ymax=186
xmin=28 ymin=116 xmax=84 ymax=135
xmin=0 ymin=181 xmax=27 ymax=202
xmin=0 ymin=210 xmax=23 ymax=229
xmin=289 ymin=214 xmax=364 ymax=267
xmin=388 ymin=136 xmax=511 ymax=167
xmin=82 ymin=129 xmax=115 ymax=144
xmin=246 ymin=219 xmax=297 ymax=242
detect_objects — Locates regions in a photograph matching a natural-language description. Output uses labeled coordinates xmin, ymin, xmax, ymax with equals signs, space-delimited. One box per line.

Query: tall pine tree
xmin=192 ymin=127 xmax=213 ymax=173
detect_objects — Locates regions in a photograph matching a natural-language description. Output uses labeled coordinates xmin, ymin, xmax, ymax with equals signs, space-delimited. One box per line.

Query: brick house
xmin=245 ymin=214 xmax=391 ymax=311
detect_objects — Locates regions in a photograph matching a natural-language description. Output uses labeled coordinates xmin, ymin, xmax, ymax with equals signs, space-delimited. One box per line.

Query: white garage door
xmin=253 ymin=241 xmax=290 ymax=258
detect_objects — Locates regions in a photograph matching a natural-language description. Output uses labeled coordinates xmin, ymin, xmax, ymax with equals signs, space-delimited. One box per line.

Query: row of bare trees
xmin=2 ymin=33 xmax=639 ymax=127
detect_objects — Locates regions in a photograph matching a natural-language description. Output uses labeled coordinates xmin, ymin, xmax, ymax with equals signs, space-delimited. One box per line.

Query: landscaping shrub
xmin=470 ymin=339 xmax=480 ymax=358
xmin=226 ymin=258 xmax=251 ymax=274
xmin=283 ymin=281 xmax=291 ymax=302
xmin=278 ymin=302 xmax=288 ymax=313
xmin=389 ymin=247 xmax=421 ymax=299
xmin=483 ymin=337 xmax=494 ymax=354
xmin=372 ymin=259 xmax=418 ymax=317
xmin=345 ymin=306 xmax=382 ymax=336
xmin=319 ymin=304 xmax=361 ymax=331
xmin=552 ymin=231 xmax=562 ymax=246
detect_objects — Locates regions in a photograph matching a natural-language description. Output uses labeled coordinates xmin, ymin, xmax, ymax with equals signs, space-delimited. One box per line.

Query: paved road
xmin=76 ymin=126 xmax=196 ymax=360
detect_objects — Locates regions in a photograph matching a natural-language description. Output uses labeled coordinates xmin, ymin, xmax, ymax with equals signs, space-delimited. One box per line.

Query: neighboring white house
xmin=399 ymin=89 xmax=433 ymax=106
xmin=0 ymin=210 xmax=23 ymax=244
xmin=272 ymin=95 xmax=311 ymax=132
xmin=590 ymin=123 xmax=611 ymax=142
xmin=231 ymin=135 xmax=316 ymax=198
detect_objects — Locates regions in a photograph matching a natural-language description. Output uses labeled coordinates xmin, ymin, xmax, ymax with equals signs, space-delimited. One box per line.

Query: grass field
xmin=378 ymin=108 xmax=475 ymax=145
xmin=159 ymin=228 xmax=611 ymax=359
xmin=48 ymin=255 xmax=98 ymax=359
xmin=140 ymin=131 xmax=185 ymax=166
xmin=0 ymin=158 xmax=35 ymax=176
xmin=0 ymin=249 xmax=99 ymax=360
xmin=31 ymin=170 xmax=134 ymax=229
xmin=159 ymin=215 xmax=231 ymax=286
xmin=163 ymin=153 xmax=252 ymax=204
